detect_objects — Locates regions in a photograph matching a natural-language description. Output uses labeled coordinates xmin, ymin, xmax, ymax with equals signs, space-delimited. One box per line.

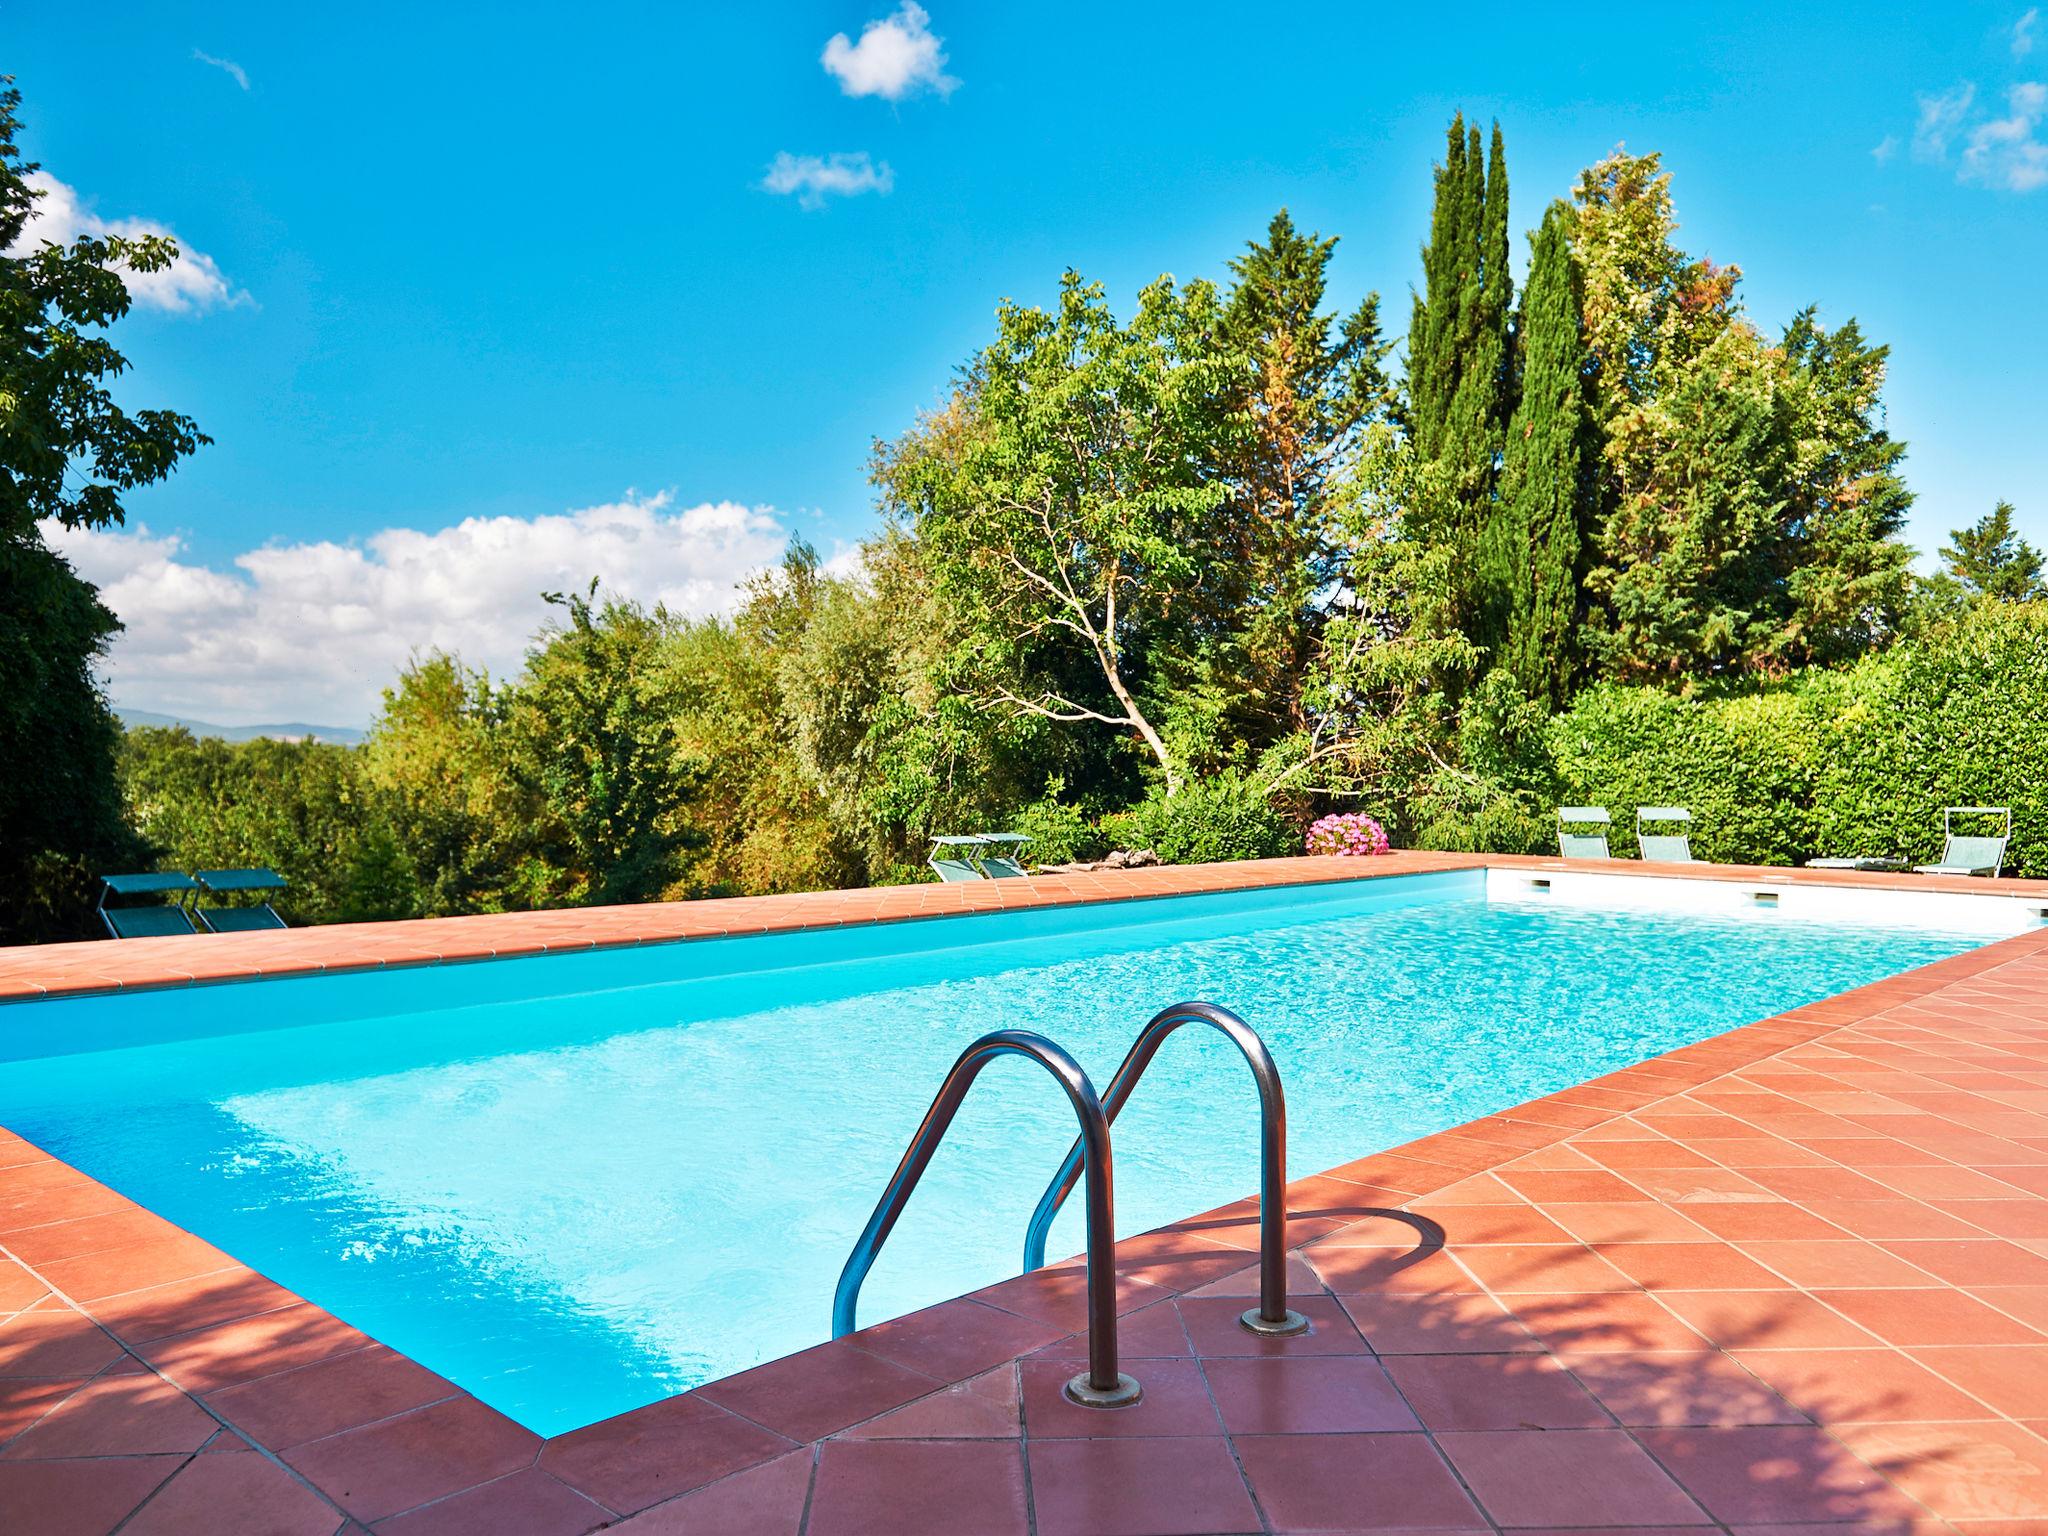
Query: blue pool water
xmin=0 ymin=871 xmax=1988 ymax=1435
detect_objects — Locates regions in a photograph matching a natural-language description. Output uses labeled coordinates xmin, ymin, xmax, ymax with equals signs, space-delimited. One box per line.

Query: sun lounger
xmin=96 ymin=873 xmax=202 ymax=938
xmin=927 ymin=836 xmax=992 ymax=882
xmin=1916 ymin=807 xmax=2012 ymax=878
xmin=975 ymin=834 xmax=1033 ymax=878
xmin=194 ymin=868 xmax=289 ymax=932
xmin=1556 ymin=807 xmax=1612 ymax=860
xmin=1636 ymin=807 xmax=1697 ymax=864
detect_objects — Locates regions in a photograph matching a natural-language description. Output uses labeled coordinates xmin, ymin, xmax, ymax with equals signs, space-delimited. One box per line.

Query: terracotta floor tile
xmin=1654 ymin=1290 xmax=1881 ymax=1351
xmin=845 ymin=1298 xmax=1066 ymax=1384
xmin=1453 ymin=1243 xmax=1636 ymax=1294
xmin=1733 ymin=1346 xmax=1997 ymax=1424
xmin=33 ymin=1233 xmax=235 ymax=1304
xmin=1671 ymin=1202 xmax=1850 ymax=1242
xmin=135 ymin=1302 xmax=373 ymax=1394
xmin=538 ymin=1391 xmax=793 ymax=1515
xmin=1403 ymin=1203 xmax=1577 ymax=1245
xmin=1381 ymin=1351 xmax=1607 ymax=1430
xmin=1303 ymin=1246 xmax=1472 ymax=1295
xmin=1202 ymin=1355 xmax=1418 ymax=1435
xmin=1735 ymin=1239 xmax=1939 ymax=1289
xmin=1500 ymin=1169 xmax=1651 ymax=1203
xmin=806 ymin=1438 xmax=1026 ymax=1536
xmin=694 ymin=1336 xmax=939 ymax=1444
xmin=1579 ymin=1138 xmax=1719 ymax=1171
xmin=1746 ymin=1165 xmax=1907 ymax=1202
xmin=1636 ymin=1424 xmax=1916 ymax=1524
xmin=204 ymin=1344 xmax=457 ymax=1449
xmin=2 ymin=1207 xmax=186 ymax=1267
xmin=1909 ymin=1345 xmax=2048 ymax=1418
xmin=1833 ymin=1419 xmax=2048 ymax=1522
xmin=838 ymin=1366 xmax=1018 ymax=1439
xmin=0 ymin=1454 xmax=183 ymax=1536
xmin=1623 ymin=1168 xmax=1778 ymax=1205
xmin=1441 ymin=1427 xmax=1704 ymax=1527
xmin=280 ymin=1394 xmax=540 ymax=1523
xmin=1506 ymin=1291 xmax=1713 ymax=1355
xmin=370 ymin=1467 xmax=609 ymax=1536
xmin=969 ymin=1266 xmax=1172 ymax=1333
xmin=87 ymin=1269 xmax=300 ymax=1346
xmin=1175 ymin=1294 xmax=1366 ymax=1356
xmin=1235 ymin=1431 xmax=1482 ymax=1531
xmin=1338 ymin=1291 xmax=1541 ymax=1354
xmin=1565 ymin=1351 xmax=1805 ymax=1427
xmin=1885 ymin=1239 xmax=2048 ymax=1287
xmin=1027 ymin=1435 xmax=1258 ymax=1536
xmin=121 ymin=1451 xmax=343 ymax=1536
xmin=0 ymin=1366 xmax=218 ymax=1458
xmin=1597 ymin=1243 xmax=1788 ymax=1292
xmin=1547 ymin=1202 xmax=1717 ymax=1244
xmin=1019 ymin=1355 xmax=1221 ymax=1437
xmin=0 ymin=1306 xmax=123 ymax=1377
xmin=1802 ymin=1198 xmax=1992 ymax=1241
xmin=1939 ymin=1198 xmax=2048 ymax=1239
xmin=1814 ymin=1287 xmax=2047 ymax=1346
xmin=0 ymin=1375 xmax=85 ymax=1440
xmin=1967 ymin=1285 xmax=2048 ymax=1332
xmin=602 ymin=1447 xmax=812 ymax=1536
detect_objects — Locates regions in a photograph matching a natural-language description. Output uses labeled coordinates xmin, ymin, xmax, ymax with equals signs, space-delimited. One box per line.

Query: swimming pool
xmin=0 ymin=868 xmax=2000 ymax=1435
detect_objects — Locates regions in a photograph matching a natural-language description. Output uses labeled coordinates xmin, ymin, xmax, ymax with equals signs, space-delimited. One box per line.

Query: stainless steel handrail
xmin=1022 ymin=1001 xmax=1307 ymax=1337
xmin=832 ymin=1028 xmax=1141 ymax=1408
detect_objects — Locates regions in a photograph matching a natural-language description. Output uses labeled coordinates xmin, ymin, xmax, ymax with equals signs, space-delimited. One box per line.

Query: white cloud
xmin=1913 ymin=82 xmax=1978 ymax=160
xmin=11 ymin=171 xmax=244 ymax=312
xmin=762 ymin=151 xmax=894 ymax=209
xmin=821 ymin=3 xmax=956 ymax=100
xmin=2017 ymin=8 xmax=2040 ymax=58
xmin=193 ymin=48 xmax=249 ymax=89
xmin=1872 ymin=133 xmax=1901 ymax=163
xmin=1962 ymin=80 xmax=2048 ymax=189
xmin=44 ymin=494 xmax=792 ymax=725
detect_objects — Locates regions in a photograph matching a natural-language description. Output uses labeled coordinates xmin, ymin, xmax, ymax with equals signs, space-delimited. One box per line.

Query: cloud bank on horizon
xmin=48 ymin=497 xmax=794 ymax=727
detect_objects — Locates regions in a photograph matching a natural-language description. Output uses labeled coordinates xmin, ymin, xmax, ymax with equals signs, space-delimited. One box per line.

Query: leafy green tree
xmin=1 ymin=79 xmax=208 ymax=940
xmin=1407 ymin=116 xmax=1514 ymax=647
xmin=1214 ymin=210 xmax=1393 ymax=746
xmin=876 ymin=272 xmax=1242 ymax=795
xmin=1497 ymin=201 xmax=1595 ymax=705
xmin=506 ymin=583 xmax=702 ymax=906
xmin=1940 ymin=501 xmax=2043 ymax=603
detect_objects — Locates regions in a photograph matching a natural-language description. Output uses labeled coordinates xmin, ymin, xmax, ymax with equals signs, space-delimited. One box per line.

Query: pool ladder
xmin=831 ymin=1002 xmax=1307 ymax=1410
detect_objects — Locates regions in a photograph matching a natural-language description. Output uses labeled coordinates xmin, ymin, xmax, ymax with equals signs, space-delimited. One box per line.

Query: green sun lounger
xmin=1636 ymin=807 xmax=1697 ymax=864
xmin=927 ymin=836 xmax=992 ymax=882
xmin=1916 ymin=807 xmax=2011 ymax=878
xmin=1556 ymin=807 xmax=1612 ymax=860
xmin=96 ymin=872 xmax=202 ymax=939
xmin=194 ymin=868 xmax=290 ymax=932
xmin=975 ymin=833 xmax=1033 ymax=878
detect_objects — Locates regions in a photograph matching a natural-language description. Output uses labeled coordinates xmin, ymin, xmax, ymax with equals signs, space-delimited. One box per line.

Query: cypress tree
xmin=1498 ymin=200 xmax=1595 ymax=705
xmin=1407 ymin=115 xmax=1514 ymax=647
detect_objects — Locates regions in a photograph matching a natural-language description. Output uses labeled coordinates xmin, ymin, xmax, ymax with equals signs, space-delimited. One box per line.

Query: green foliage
xmin=1100 ymin=772 xmax=1294 ymax=865
xmin=0 ymin=80 xmax=204 ymax=941
xmin=1498 ymin=201 xmax=1595 ymax=705
xmin=1003 ymin=781 xmax=1108 ymax=866
xmin=119 ymin=728 xmax=395 ymax=924
xmin=1923 ymin=501 xmax=2044 ymax=613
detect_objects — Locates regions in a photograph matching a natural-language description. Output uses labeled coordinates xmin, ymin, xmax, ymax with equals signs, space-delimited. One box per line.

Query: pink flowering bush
xmin=1305 ymin=812 xmax=1391 ymax=857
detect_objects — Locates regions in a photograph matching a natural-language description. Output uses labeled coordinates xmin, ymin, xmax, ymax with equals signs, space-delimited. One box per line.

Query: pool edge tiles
xmin=4 ymin=905 xmax=2048 ymax=1534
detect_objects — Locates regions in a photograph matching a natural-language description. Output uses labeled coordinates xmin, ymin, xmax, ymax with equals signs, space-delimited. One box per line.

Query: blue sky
xmin=12 ymin=2 xmax=2047 ymax=723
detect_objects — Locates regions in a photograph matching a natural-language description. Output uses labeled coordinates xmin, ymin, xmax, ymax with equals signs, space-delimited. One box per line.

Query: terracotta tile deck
xmin=5 ymin=855 xmax=2048 ymax=1532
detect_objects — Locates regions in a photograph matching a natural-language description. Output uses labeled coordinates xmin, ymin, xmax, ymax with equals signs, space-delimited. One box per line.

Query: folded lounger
xmin=1636 ymin=807 xmax=1697 ymax=864
xmin=1556 ymin=807 xmax=1612 ymax=860
xmin=193 ymin=868 xmax=290 ymax=932
xmin=96 ymin=872 xmax=202 ymax=938
xmin=974 ymin=833 xmax=1033 ymax=878
xmin=927 ymin=835 xmax=992 ymax=882
xmin=1915 ymin=806 xmax=2012 ymax=878
xmin=1807 ymin=855 xmax=1909 ymax=872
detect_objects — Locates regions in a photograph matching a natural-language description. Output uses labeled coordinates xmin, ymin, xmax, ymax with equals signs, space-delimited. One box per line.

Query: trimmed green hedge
xmin=1540 ymin=604 xmax=2048 ymax=875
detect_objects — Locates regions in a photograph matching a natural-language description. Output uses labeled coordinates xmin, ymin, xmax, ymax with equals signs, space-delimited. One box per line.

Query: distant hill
xmin=117 ymin=709 xmax=366 ymax=746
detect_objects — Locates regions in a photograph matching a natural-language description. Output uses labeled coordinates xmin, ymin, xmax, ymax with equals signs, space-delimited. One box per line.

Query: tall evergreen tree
xmin=1406 ymin=116 xmax=1515 ymax=649
xmin=1497 ymin=201 xmax=1594 ymax=705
